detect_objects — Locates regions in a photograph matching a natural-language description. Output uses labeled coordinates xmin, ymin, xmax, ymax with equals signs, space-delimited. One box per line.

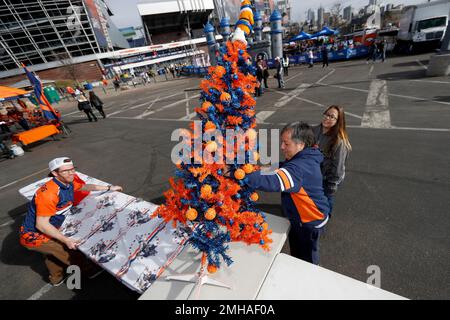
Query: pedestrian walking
xmin=308 ymin=49 xmax=314 ymax=68
xmin=313 ymin=105 xmax=352 ymax=215
xmin=262 ymin=59 xmax=269 ymax=88
xmin=77 ymin=95 xmax=97 ymax=122
xmin=282 ymin=55 xmax=289 ymax=76
xmin=88 ymin=91 xmax=106 ymax=118
xmin=321 ymin=45 xmax=329 ymax=68
xmin=275 ymin=57 xmax=285 ymax=89
xmin=380 ymin=40 xmax=387 ymax=62
xmin=255 ymin=58 xmax=264 ymax=97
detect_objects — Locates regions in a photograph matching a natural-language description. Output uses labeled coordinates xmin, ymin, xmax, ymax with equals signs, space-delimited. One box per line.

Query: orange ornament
xmin=250 ymin=192 xmax=259 ymax=202
xmin=201 ymin=184 xmax=212 ymax=198
xmin=207 ymin=264 xmax=218 ymax=274
xmin=186 ymin=208 xmax=198 ymax=221
xmin=202 ymin=101 xmax=213 ymax=112
xmin=205 ymin=141 xmax=218 ymax=153
xmin=204 ymin=121 xmax=216 ymax=132
xmin=220 ymin=92 xmax=231 ymax=102
xmin=205 ymin=208 xmax=216 ymax=220
xmin=234 ymin=169 xmax=246 ymax=180
xmin=262 ymin=222 xmax=268 ymax=230
xmin=247 ymin=128 xmax=257 ymax=140
xmin=242 ymin=164 xmax=254 ymax=174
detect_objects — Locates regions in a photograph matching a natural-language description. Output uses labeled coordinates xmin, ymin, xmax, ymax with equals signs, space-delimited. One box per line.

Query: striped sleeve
xmin=275 ymin=166 xmax=302 ymax=193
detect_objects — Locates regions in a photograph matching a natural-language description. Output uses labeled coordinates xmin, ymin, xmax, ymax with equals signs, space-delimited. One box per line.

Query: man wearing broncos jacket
xmin=246 ymin=122 xmax=330 ymax=265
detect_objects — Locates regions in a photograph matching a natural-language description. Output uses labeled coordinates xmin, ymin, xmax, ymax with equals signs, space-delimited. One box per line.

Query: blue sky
xmin=105 ymin=0 xmax=427 ymax=29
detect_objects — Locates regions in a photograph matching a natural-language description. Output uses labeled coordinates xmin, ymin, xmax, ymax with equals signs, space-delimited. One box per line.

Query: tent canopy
xmin=0 ymin=86 xmax=31 ymax=102
xmin=290 ymin=31 xmax=312 ymax=42
xmin=11 ymin=79 xmax=55 ymax=89
xmin=311 ymin=26 xmax=339 ymax=38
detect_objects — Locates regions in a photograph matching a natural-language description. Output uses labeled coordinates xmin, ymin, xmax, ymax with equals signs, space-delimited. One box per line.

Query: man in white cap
xmin=20 ymin=157 xmax=123 ymax=286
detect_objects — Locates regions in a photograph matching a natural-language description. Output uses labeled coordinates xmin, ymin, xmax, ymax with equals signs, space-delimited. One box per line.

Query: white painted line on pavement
xmin=322 ymin=83 xmax=450 ymax=106
xmin=369 ymin=65 xmax=374 ymax=77
xmin=27 ymin=283 xmax=53 ymax=300
xmin=285 ymin=72 xmax=303 ymax=82
xmin=178 ymin=112 xmax=197 ymax=120
xmin=140 ymin=94 xmax=200 ymax=119
xmin=256 ymin=111 xmax=275 ymax=123
xmin=274 ymin=83 xmax=311 ymax=108
xmin=317 ymin=68 xmax=336 ymax=84
xmin=271 ymin=90 xmax=363 ymax=120
xmin=362 ymin=80 xmax=391 ymax=128
xmin=410 ymin=79 xmax=450 ymax=84
xmin=347 ymin=125 xmax=450 ymax=132
xmin=134 ymin=96 xmax=161 ymax=119
xmin=0 ymin=168 xmax=48 ymax=192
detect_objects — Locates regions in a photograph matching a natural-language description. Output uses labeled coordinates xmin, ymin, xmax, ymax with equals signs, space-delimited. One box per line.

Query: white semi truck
xmin=397 ymin=0 xmax=450 ymax=53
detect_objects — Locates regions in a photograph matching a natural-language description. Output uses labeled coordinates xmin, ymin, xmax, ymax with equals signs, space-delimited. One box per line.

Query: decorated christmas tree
xmin=154 ymin=0 xmax=272 ymax=275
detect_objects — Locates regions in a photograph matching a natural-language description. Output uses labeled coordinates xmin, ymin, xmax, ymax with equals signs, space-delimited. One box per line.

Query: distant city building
xmin=277 ymin=0 xmax=291 ymax=25
xmin=0 ymin=0 xmax=129 ymax=82
xmin=307 ymin=8 xmax=316 ymax=26
xmin=343 ymin=6 xmax=354 ymax=22
xmin=317 ymin=7 xmax=324 ymax=28
xmin=369 ymin=0 xmax=379 ymax=5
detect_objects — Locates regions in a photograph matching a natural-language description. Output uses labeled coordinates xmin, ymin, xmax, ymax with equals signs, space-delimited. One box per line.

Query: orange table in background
xmin=13 ymin=124 xmax=60 ymax=146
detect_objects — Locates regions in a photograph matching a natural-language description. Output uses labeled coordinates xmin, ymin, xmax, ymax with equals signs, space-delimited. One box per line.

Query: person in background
xmin=255 ymin=57 xmax=264 ymax=97
xmin=262 ymin=58 xmax=269 ymax=89
xmin=321 ymin=45 xmax=329 ymax=68
xmin=282 ymin=54 xmax=290 ymax=76
xmin=77 ymin=95 xmax=97 ymax=122
xmin=88 ymin=91 xmax=106 ymax=119
xmin=380 ymin=39 xmax=387 ymax=63
xmin=313 ymin=106 xmax=352 ymax=215
xmin=275 ymin=57 xmax=285 ymax=89
xmin=308 ymin=49 xmax=314 ymax=68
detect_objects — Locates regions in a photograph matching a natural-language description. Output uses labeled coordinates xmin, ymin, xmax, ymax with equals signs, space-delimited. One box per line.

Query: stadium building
xmin=0 ymin=0 xmax=129 ymax=85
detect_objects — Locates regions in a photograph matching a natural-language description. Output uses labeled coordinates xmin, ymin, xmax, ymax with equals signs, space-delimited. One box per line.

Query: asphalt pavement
xmin=0 ymin=53 xmax=449 ymax=300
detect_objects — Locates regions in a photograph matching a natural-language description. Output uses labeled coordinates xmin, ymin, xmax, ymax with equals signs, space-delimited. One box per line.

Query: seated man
xmin=19 ymin=157 xmax=123 ymax=286
xmin=245 ymin=122 xmax=330 ymax=265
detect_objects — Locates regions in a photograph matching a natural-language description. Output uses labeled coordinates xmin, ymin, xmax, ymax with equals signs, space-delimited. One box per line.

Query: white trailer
xmin=397 ymin=0 xmax=450 ymax=53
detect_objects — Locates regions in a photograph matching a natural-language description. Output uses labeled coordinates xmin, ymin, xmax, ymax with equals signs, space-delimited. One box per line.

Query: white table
xmin=139 ymin=213 xmax=291 ymax=300
xmin=256 ymin=253 xmax=407 ymax=300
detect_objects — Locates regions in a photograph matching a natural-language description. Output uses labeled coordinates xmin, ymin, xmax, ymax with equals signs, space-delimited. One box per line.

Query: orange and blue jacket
xmin=247 ymin=147 xmax=330 ymax=228
xmin=20 ymin=176 xmax=85 ymax=247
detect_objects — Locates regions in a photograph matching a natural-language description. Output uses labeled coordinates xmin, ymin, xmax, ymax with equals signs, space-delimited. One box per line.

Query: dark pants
xmin=283 ymin=66 xmax=289 ymax=76
xmin=0 ymin=142 xmax=14 ymax=158
xmin=1 ymin=124 xmax=10 ymax=133
xmin=83 ymin=109 xmax=97 ymax=122
xmin=94 ymin=106 xmax=106 ymax=118
xmin=263 ymin=76 xmax=269 ymax=88
xmin=323 ymin=58 xmax=329 ymax=67
xmin=25 ymin=239 xmax=98 ymax=284
xmin=288 ymin=221 xmax=323 ymax=265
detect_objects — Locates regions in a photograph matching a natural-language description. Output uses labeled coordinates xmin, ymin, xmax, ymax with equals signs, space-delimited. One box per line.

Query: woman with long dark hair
xmin=313 ymin=105 xmax=352 ymax=214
